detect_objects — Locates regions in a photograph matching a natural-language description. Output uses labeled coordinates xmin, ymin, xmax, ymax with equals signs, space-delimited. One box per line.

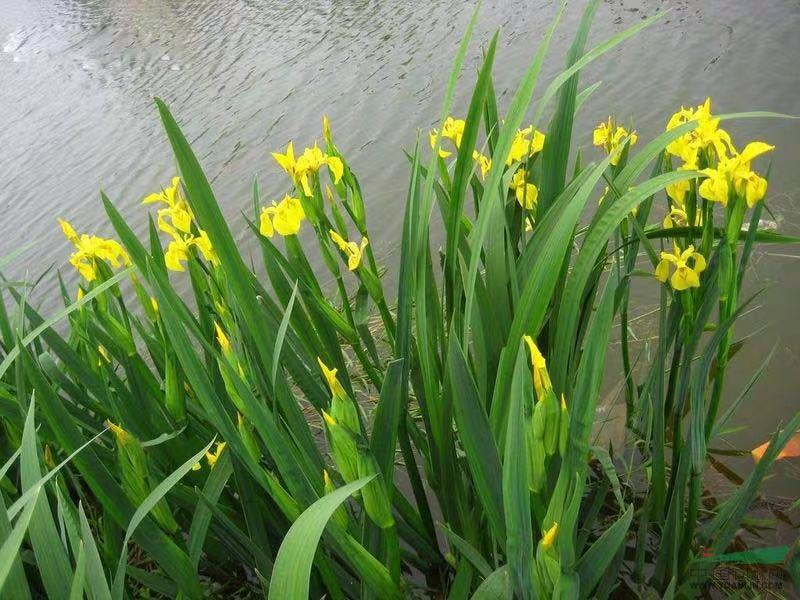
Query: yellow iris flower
xmin=205 ymin=442 xmax=226 ymax=469
xmin=541 ymin=522 xmax=559 ymax=551
xmin=472 ymin=151 xmax=492 ymax=179
xmin=143 ymin=177 xmax=194 ymax=234
xmin=143 ymin=177 xmax=217 ymax=271
xmin=664 ymin=97 xmax=773 ymax=210
xmin=260 ymin=195 xmax=306 ymax=237
xmin=429 ymin=116 xmax=465 ymax=158
xmin=329 ymin=230 xmax=369 ymax=271
xmin=162 ymin=229 xmax=217 ymax=272
xmin=593 ymin=117 xmax=637 ymax=166
xmin=662 ymin=207 xmax=702 ymax=229
xmin=143 ymin=176 xmax=181 ymax=206
xmin=59 ymin=219 xmax=129 ymax=281
xmin=665 ymin=98 xmax=734 ymax=164
xmin=507 ymin=126 xmax=545 ymax=165
xmin=295 ymin=145 xmax=344 ymax=196
xmin=655 ymin=244 xmax=707 ymax=291
xmin=273 ymin=142 xmax=343 ymax=196
xmin=510 ymin=169 xmax=539 ymax=210
xmin=698 ymin=141 xmax=774 ymax=207
xmin=523 ymin=335 xmax=552 ymax=400
xmin=317 ymin=357 xmax=347 ymax=399
xmin=105 ymin=420 xmax=131 ymax=445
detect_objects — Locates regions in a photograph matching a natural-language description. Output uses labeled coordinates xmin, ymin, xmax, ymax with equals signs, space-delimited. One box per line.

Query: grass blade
xmin=0 ymin=489 xmax=39 ymax=594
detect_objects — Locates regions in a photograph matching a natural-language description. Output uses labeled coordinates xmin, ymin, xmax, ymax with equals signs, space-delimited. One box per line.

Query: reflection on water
xmin=1 ymin=0 xmax=799 ymax=487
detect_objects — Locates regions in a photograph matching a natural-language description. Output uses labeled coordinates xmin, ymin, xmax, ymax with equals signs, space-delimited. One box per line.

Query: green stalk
xmin=705 ymin=199 xmax=744 ymax=437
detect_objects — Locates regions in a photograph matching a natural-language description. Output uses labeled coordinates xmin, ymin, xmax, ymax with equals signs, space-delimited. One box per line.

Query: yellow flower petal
xmin=58 ymin=219 xmax=78 ymax=243
xmin=692 ymin=252 xmax=707 ymax=274
xmin=105 ymin=420 xmax=130 ymax=445
xmin=654 ymin=259 xmax=670 ymax=283
xmin=259 ymin=206 xmax=275 ymax=238
xmin=330 ymin=230 xmax=348 ymax=251
xmin=326 ymin=156 xmax=344 ymax=183
xmin=317 ymin=357 xmax=346 ymax=398
xmin=214 ymin=322 xmax=231 ymax=354
xmin=541 ymin=522 xmax=558 ymax=551
xmin=738 ymin=141 xmax=775 ymax=165
xmin=270 ymin=196 xmax=305 ymax=236
xmin=164 ymin=240 xmax=188 ymax=272
xmin=206 ymin=442 xmax=226 ymax=469
xmin=272 ymin=142 xmax=296 ymax=176
xmin=515 ymin=183 xmax=538 ymax=210
xmin=745 ymin=173 xmax=768 ymax=208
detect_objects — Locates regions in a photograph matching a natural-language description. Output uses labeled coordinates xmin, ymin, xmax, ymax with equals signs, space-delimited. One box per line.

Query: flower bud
xmin=106 ymin=420 xmax=177 ymax=533
xmin=318 ymin=357 xmax=347 ymax=400
xmin=323 ymin=411 xmax=359 ymax=484
xmin=356 ymin=449 xmax=394 ymax=529
xmin=324 ymin=470 xmax=350 ymax=530
xmin=237 ymin=413 xmax=261 ymax=463
xmin=523 ymin=335 xmax=552 ymax=401
xmin=542 ymin=389 xmax=560 ymax=457
xmin=526 ymin=406 xmax=547 ymax=492
xmin=558 ymin=395 xmax=570 ymax=457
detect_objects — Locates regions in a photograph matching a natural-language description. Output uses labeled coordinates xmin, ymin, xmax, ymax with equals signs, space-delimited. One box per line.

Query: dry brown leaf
xmin=751 ymin=431 xmax=800 ymax=463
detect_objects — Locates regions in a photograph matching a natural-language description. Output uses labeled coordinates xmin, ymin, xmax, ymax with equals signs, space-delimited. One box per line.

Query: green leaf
xmin=0 ymin=489 xmax=31 ymax=600
xmin=448 ymin=336 xmax=505 ymax=543
xmin=0 ymin=488 xmax=39 ymax=595
xmin=78 ymin=503 xmax=112 ymax=600
xmin=370 ymin=359 xmax=405 ymax=480
xmin=0 ymin=268 xmax=133 ymax=380
xmin=268 ymin=476 xmax=375 ymax=600
xmin=538 ymin=0 xmax=598 ymax=212
xmin=445 ymin=30 xmax=498 ymax=296
xmin=590 ymin=446 xmax=624 ymax=510
xmin=188 ymin=450 xmax=233 ymax=568
xmin=272 ymin=282 xmax=298 ymax=384
xmin=503 ymin=344 xmax=533 ymax=599
xmin=441 ymin=526 xmax=493 ymax=578
xmin=471 ymin=565 xmax=510 ymax=600
xmin=575 ymin=504 xmax=633 ymax=595
xmin=19 ymin=396 xmax=73 ymax=600
xmin=68 ymin=543 xmax=87 ymax=600
xmin=463 ymin=1 xmax=565 ymax=335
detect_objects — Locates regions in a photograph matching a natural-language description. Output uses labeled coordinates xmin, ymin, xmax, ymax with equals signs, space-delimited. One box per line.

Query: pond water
xmin=1 ymin=1 xmax=799 ymax=493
